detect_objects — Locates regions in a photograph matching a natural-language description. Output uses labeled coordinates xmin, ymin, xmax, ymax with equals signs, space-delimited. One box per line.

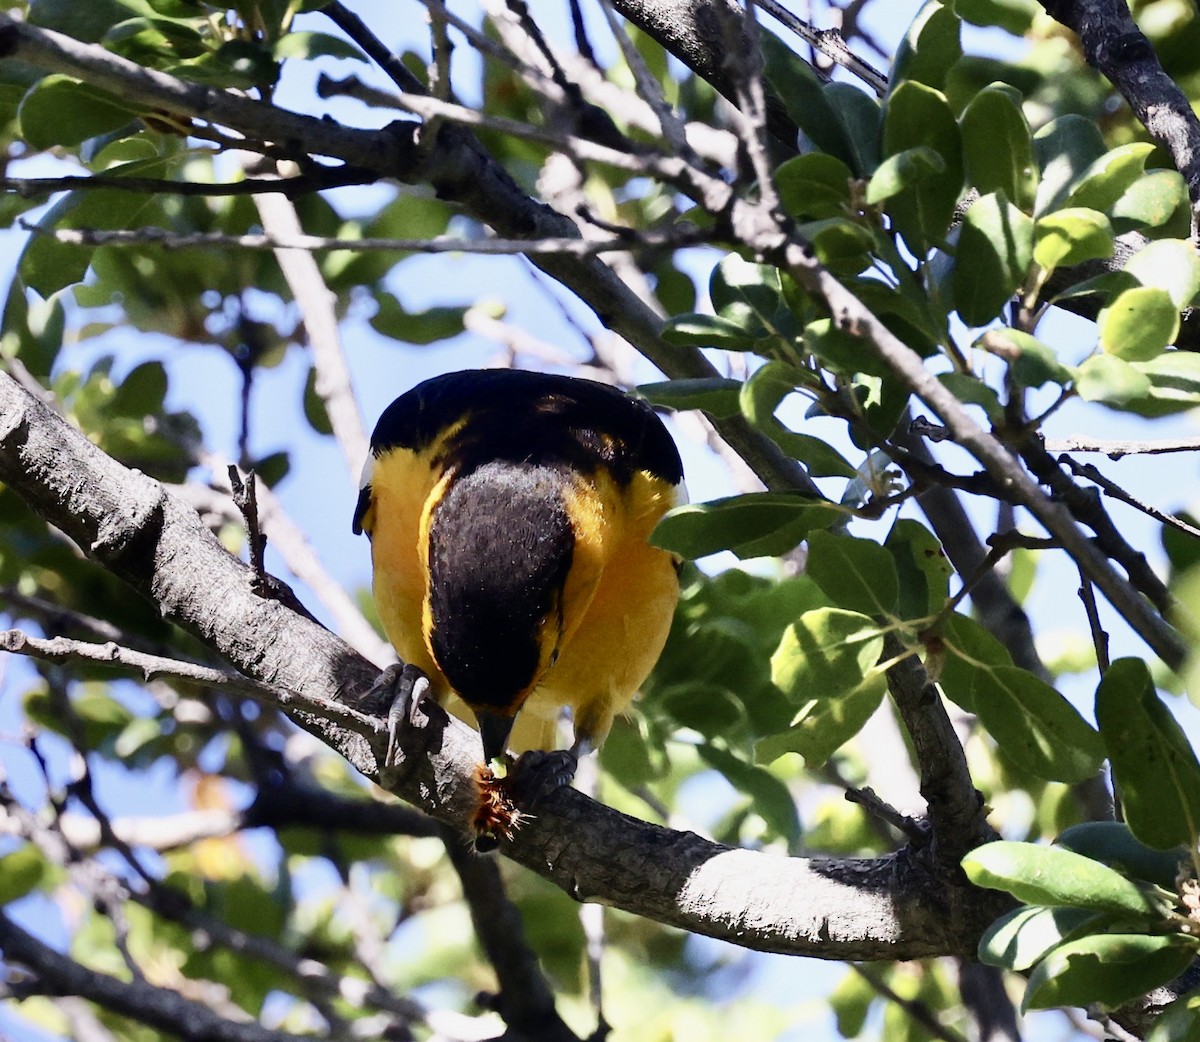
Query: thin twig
xmin=594 ymin=0 xmax=691 ymax=158
xmin=252 ymin=182 xmax=370 ymax=475
xmin=757 ymin=0 xmax=888 ymax=96
xmin=20 ymin=220 xmax=705 ymax=256
xmin=0 ymin=628 xmax=378 ymax=733
xmin=852 ymin=964 xmax=970 ymax=1042
xmin=322 ymin=1 xmax=429 ymax=96
xmin=1061 ymin=455 xmax=1200 ymax=540
xmin=0 ymin=167 xmax=378 ymax=199
xmin=843 ymin=786 xmax=927 ymax=845
xmin=438 ymin=822 xmax=579 ymax=1042
xmin=1079 ymin=575 xmax=1111 ymax=672
xmin=1044 ymin=436 xmax=1200 ymax=458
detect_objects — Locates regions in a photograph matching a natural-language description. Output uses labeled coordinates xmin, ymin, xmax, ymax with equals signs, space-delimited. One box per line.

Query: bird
xmin=352 ymin=368 xmax=685 ymax=808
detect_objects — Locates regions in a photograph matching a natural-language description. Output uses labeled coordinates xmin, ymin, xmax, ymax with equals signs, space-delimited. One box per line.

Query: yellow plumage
xmin=353 ymin=369 xmax=684 ymax=770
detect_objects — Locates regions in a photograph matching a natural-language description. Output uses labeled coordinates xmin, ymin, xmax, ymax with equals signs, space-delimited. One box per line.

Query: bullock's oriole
xmin=353 ymin=368 xmax=684 ymax=805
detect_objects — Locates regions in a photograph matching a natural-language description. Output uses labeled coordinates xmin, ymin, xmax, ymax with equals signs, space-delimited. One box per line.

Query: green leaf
xmin=29 ymin=0 xmax=153 ymax=42
xmin=866 ymin=146 xmax=946 ymax=205
xmin=805 ymin=530 xmax=900 ymax=617
xmin=1112 ymin=169 xmax=1189 ymax=231
xmin=1057 ymin=822 xmax=1187 ymax=889
xmin=1099 ymin=287 xmax=1179 ymax=361
xmin=710 ymin=254 xmax=791 ymax=337
xmin=20 ymin=183 xmax=162 ymax=296
xmin=777 ymin=153 xmax=854 ymax=221
xmin=973 ymin=666 xmax=1104 ymax=783
xmin=1033 ymin=208 xmax=1114 ymax=272
xmin=273 ymin=30 xmax=366 ymax=61
xmin=979 ymin=905 xmax=1106 ymax=971
xmin=1033 ymin=114 xmax=1107 ymax=216
xmin=939 ymin=612 xmax=1014 ymax=713
xmin=977 ymin=327 xmax=1074 ymax=388
xmin=830 ymin=970 xmax=875 ymax=1039
xmin=761 ymin=32 xmax=857 ymax=168
xmin=657 ymin=682 xmax=748 ymax=739
xmin=881 ymin=82 xmax=964 ymax=251
xmin=303 ymin=366 xmax=333 ymax=435
xmin=953 ymin=191 xmax=1034 ymax=326
xmin=823 ymin=83 xmax=881 ymax=176
xmin=1064 ymin=142 xmax=1157 ymax=212
xmin=892 ymin=1 xmax=963 ymax=92
xmin=1049 ymin=270 xmax=1140 ymax=308
xmin=1024 ymin=934 xmax=1194 ymax=1012
xmin=1126 ymin=352 xmax=1200 ymax=417
xmin=740 ymin=363 xmax=857 ymax=478
xmin=0 ymin=846 xmax=50 ymax=905
xmin=369 ymin=294 xmax=465 ymax=345
xmin=755 ymin=672 xmax=886 ymax=768
xmin=960 ymin=83 xmax=1037 ymax=212
xmin=885 ymin=518 xmax=951 ymax=620
xmin=111 ymin=360 xmax=167 ymax=415
xmin=661 ymin=312 xmax=760 ymax=350
xmin=795 ymin=217 xmax=875 ymax=276
xmin=1074 ymin=353 xmax=1152 ymax=406
xmin=1096 ymin=658 xmax=1200 ymax=850
xmin=938 ymin=372 xmax=1002 ymax=420
xmin=17 ymin=74 xmax=138 ymax=149
xmin=771 ymin=608 xmax=884 ymax=703
xmin=651 ymin=493 xmax=841 ymax=560
xmin=953 ymin=0 xmax=1038 ymax=34
xmin=1124 ymin=239 xmax=1200 ymax=311
xmin=696 ymin=743 xmax=801 ymax=844
xmin=962 ymin=841 xmax=1159 ymax=915
xmin=637 ymin=378 xmax=743 ymax=417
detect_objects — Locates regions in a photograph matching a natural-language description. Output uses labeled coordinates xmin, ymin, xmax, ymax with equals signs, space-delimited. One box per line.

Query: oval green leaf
xmin=1033 ymin=208 xmax=1114 ymax=272
xmin=1057 ymin=821 xmax=1187 ymax=889
xmin=651 ymin=493 xmax=841 ymax=560
xmin=953 ymin=190 xmax=1034 ymax=326
xmin=963 ymin=841 xmax=1159 ymax=916
xmin=979 ymin=904 xmax=1106 ymax=971
xmin=972 ymin=666 xmax=1105 ymax=783
xmin=17 ymin=74 xmax=138 ymax=149
xmin=1096 ymin=657 xmax=1200 ymax=850
xmin=1099 ymin=286 xmax=1179 ymax=361
xmin=1024 ymin=934 xmax=1194 ymax=1012
xmin=960 ymin=83 xmax=1037 ymax=212
xmin=1124 ymin=239 xmax=1200 ymax=311
xmin=805 ymin=530 xmax=900 ymax=617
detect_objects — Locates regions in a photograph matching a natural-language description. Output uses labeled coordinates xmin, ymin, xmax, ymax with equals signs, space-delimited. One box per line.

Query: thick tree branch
xmin=0 ymin=912 xmax=313 ymax=1042
xmin=0 ymin=16 xmax=405 ymax=171
xmin=0 ymin=369 xmax=1003 ymax=962
xmin=1039 ymin=0 xmax=1200 ymax=210
xmin=439 ymin=823 xmax=577 ymax=1042
xmin=5 ymin=10 xmax=812 ymax=498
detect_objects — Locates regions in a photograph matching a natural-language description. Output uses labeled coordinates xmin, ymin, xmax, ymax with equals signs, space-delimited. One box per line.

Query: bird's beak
xmin=476 ymin=710 xmax=516 ymax=764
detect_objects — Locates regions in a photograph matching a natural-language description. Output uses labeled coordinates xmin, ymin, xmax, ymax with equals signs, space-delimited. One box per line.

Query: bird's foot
xmin=507 ymin=747 xmax=580 ymax=807
xmin=367 ymin=662 xmax=431 ymax=767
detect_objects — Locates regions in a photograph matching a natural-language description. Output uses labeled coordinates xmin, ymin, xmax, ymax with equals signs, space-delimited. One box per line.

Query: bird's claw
xmin=368 ymin=663 xmax=431 ymax=767
xmin=508 ymin=747 xmax=579 ymax=806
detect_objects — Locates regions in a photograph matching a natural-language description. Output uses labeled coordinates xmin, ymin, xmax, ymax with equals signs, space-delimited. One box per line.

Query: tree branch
xmin=0 ymin=168 xmax=379 ymax=199
xmin=0 ymin=16 xmax=405 ymax=171
xmin=0 ymin=911 xmax=314 ymax=1042
xmin=0 ymin=368 xmax=1002 ymax=962
xmin=439 ymin=823 xmax=577 ymax=1042
xmin=1039 ymin=0 xmax=1200 ymax=210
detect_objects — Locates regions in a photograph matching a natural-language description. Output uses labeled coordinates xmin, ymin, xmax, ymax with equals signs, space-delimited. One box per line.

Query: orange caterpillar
xmin=471 ymin=763 xmax=525 ymax=852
